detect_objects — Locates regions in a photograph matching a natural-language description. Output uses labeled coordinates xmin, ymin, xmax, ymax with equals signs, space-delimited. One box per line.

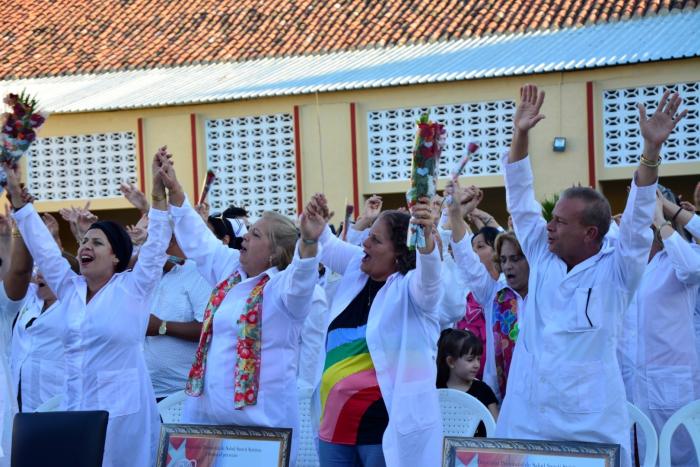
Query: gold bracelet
xmin=11 ymin=228 xmax=21 ymax=238
xmin=151 ymin=193 xmax=166 ymax=202
xmin=640 ymin=155 xmax=661 ymax=168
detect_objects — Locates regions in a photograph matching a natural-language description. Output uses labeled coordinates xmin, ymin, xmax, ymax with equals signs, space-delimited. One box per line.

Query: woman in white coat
xmin=307 ymin=193 xmax=443 ymax=467
xmin=625 ymin=194 xmax=700 ymax=466
xmin=158 ymin=154 xmax=322 ymax=466
xmin=446 ymin=182 xmax=529 ymax=401
xmin=6 ymin=154 xmax=171 ymax=467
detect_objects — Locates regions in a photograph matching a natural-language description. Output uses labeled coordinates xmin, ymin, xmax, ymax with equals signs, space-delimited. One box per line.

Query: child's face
xmin=450 ymin=352 xmax=481 ymax=382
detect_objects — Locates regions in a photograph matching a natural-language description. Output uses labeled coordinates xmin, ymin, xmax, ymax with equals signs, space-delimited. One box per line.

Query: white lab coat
xmin=496 ymin=156 xmax=655 ymax=467
xmin=297 ymin=286 xmax=329 ymax=390
xmin=9 ymin=284 xmax=66 ymax=412
xmin=0 ymin=284 xmax=18 ymax=466
xmin=436 ymin=225 xmax=471 ymax=330
xmin=13 ymin=204 xmax=170 ymax=467
xmin=451 ymin=236 xmax=526 ymax=401
xmin=170 ymin=198 xmax=320 ymax=466
xmin=312 ymin=226 xmax=443 ymax=467
xmin=627 ymin=233 xmax=700 ymax=466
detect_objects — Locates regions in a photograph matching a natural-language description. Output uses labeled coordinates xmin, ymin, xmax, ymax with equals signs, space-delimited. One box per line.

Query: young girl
xmin=436 ymin=328 xmax=499 ymax=437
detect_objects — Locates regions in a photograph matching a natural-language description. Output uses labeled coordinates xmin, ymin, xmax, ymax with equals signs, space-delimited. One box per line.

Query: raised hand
xmin=120 ymin=181 xmax=149 ymax=214
xmin=638 ymin=90 xmax=688 ymax=151
xmin=194 ymin=201 xmax=210 ymax=222
xmin=2 ymin=162 xmax=24 ymax=209
xmin=75 ymin=202 xmax=98 ymax=239
xmin=364 ymin=195 xmax=383 ymax=219
xmin=300 ymin=193 xmax=329 ymax=242
xmin=513 ymin=84 xmax=546 ymax=133
xmin=410 ymin=196 xmax=436 ymax=253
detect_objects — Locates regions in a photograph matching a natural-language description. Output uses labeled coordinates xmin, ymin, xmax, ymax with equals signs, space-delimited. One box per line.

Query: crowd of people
xmin=0 ymin=83 xmax=696 ymax=467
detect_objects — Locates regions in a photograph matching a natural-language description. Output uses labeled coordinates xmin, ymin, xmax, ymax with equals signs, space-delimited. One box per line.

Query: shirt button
xmin=540 ymin=377 xmax=545 ymax=383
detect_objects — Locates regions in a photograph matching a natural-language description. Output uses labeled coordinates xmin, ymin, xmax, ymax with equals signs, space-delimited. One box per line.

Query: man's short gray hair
xmin=560 ymin=187 xmax=612 ymax=243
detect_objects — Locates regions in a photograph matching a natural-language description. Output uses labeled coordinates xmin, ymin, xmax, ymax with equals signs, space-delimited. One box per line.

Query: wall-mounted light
xmin=552 ymin=137 xmax=567 ymax=153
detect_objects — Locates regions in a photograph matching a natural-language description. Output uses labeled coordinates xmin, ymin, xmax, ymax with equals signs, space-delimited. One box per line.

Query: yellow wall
xmin=25 ymin=57 xmax=700 ymax=230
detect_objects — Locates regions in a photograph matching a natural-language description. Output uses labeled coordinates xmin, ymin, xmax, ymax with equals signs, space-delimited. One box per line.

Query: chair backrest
xmin=627 ymin=401 xmax=658 ymax=467
xmin=34 ymin=394 xmax=63 ymax=412
xmin=438 ymin=388 xmax=496 ymax=437
xmin=157 ymin=390 xmax=188 ymax=424
xmin=12 ymin=411 xmax=109 ymax=467
xmin=296 ymin=386 xmax=320 ymax=467
xmin=659 ymin=399 xmax=700 ymax=467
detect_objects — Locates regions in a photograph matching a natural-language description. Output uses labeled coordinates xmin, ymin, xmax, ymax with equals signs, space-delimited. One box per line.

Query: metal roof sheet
xmin=1 ymin=10 xmax=698 ymax=114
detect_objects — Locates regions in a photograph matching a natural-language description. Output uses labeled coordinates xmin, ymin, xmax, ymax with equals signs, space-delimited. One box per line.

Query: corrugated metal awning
xmin=1 ymin=10 xmax=698 ymax=113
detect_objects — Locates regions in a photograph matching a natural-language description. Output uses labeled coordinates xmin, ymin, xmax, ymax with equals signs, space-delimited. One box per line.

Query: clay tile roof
xmin=0 ymin=0 xmax=696 ymax=80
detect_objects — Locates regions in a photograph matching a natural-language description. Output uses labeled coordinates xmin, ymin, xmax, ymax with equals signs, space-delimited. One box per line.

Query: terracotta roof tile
xmin=0 ymin=0 xmax=695 ymax=79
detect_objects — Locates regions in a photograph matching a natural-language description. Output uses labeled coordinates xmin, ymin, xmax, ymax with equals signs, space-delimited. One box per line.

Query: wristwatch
xmin=158 ymin=320 xmax=168 ymax=336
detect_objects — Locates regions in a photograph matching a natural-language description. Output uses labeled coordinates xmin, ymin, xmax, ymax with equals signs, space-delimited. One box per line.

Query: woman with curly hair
xmin=306 ymin=194 xmax=443 ymax=467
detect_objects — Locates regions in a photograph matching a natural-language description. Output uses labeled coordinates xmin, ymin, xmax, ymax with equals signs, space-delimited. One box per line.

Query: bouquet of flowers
xmin=406 ymin=113 xmax=445 ymax=250
xmin=0 ymin=91 xmax=46 ymax=185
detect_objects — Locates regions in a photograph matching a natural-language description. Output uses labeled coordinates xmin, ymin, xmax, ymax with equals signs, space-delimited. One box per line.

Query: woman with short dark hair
xmin=5 ymin=152 xmax=172 ymax=467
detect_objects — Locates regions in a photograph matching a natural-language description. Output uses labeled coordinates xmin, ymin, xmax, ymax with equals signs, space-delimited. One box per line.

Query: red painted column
xmin=293 ymin=106 xmax=304 ymax=214
xmin=586 ymin=81 xmax=597 ymax=188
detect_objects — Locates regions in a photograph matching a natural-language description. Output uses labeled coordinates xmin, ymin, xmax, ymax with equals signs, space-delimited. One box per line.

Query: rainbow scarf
xmin=186 ymin=270 xmax=269 ymax=409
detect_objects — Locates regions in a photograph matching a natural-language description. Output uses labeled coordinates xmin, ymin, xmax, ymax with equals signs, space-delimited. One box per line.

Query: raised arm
xmin=159 ymin=149 xmax=241 ymax=285
xmin=408 ymin=197 xmax=443 ymax=313
xmin=127 ymin=148 xmax=171 ymax=297
xmin=444 ymin=181 xmax=496 ymax=300
xmin=508 ymin=84 xmax=545 ymax=164
xmin=6 ymin=163 xmax=76 ymax=300
xmin=3 ymin=205 xmax=32 ymax=301
xmin=503 ymin=84 xmax=549 ymax=261
xmin=636 ymin=91 xmax=688 ymax=187
xmin=614 ymin=93 xmax=688 ymax=288
xmin=307 ymin=193 xmax=363 ymax=275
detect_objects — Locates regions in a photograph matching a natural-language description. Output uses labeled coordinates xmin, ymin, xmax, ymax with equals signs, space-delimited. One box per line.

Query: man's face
xmin=546 ymin=197 xmax=592 ymax=260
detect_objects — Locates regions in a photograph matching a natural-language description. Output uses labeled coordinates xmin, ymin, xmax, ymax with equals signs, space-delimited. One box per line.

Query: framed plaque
xmin=443 ymin=437 xmax=620 ymax=467
xmin=156 ymin=424 xmax=292 ymax=467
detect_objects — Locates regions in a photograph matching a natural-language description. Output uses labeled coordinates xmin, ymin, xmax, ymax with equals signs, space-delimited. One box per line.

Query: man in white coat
xmin=495 ymin=84 xmax=687 ymax=467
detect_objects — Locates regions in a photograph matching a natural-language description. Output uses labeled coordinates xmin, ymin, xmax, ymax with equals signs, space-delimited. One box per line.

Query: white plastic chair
xmin=438 ymin=388 xmax=496 ymax=437
xmin=659 ymin=399 xmax=700 ymax=467
xmin=296 ymin=386 xmax=320 ymax=467
xmin=627 ymin=402 xmax=658 ymax=467
xmin=34 ymin=394 xmax=63 ymax=412
xmin=158 ymin=390 xmax=188 ymax=423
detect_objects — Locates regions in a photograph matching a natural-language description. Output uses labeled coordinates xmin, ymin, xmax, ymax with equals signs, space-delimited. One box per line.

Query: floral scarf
xmin=492 ymin=287 xmax=519 ymax=398
xmin=186 ymin=270 xmax=270 ymax=409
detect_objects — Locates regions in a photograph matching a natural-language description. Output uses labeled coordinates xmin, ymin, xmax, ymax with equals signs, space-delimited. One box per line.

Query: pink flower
xmin=468 ymin=142 xmax=479 ymax=153
xmin=245 ymin=389 xmax=256 ymax=402
xmin=246 ymin=310 xmax=258 ymax=324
